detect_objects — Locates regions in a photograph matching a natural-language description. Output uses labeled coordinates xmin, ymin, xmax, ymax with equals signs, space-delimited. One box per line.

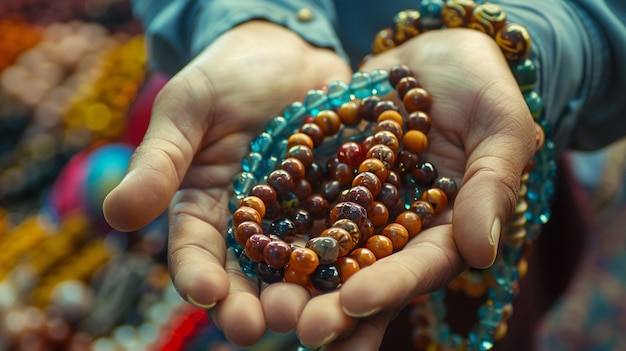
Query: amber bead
xmin=314 ymin=110 xmax=341 ymax=135
xmin=288 ymin=247 xmax=320 ymax=275
xmin=284 ymin=265 xmax=310 ymax=286
xmin=372 ymin=28 xmax=396 ymax=54
xmin=386 ymin=171 xmax=401 ymax=188
xmin=332 ymin=218 xmax=361 ymax=249
xmin=327 ymin=159 xmax=355 ymax=186
xmin=375 ymin=120 xmax=404 ymax=140
xmin=337 ymin=100 xmax=361 ymax=126
xmin=286 ymin=145 xmax=314 ymax=169
xmin=382 ymin=223 xmax=409 ymax=250
xmin=393 ymin=9 xmax=422 ymax=44
xmin=287 ymin=132 xmax=315 ymax=150
xmin=280 ymin=157 xmax=306 ymax=182
xmin=358 ymin=95 xmax=382 ymax=122
xmin=232 ymin=206 xmax=262 ymax=227
xmin=406 ymin=111 xmax=432 ymax=134
xmin=249 ymin=184 xmax=278 ymax=207
xmin=329 ymin=201 xmax=369 ymax=229
xmin=420 ymin=187 xmax=448 ymax=215
xmin=358 ymin=158 xmax=389 ymax=183
xmin=496 ymin=23 xmax=531 ymax=63
xmin=412 ymin=161 xmax=438 ymax=186
xmin=433 ymin=176 xmax=458 ymax=201
xmin=267 ymin=169 xmax=294 ymax=195
xmin=306 ymin=236 xmax=340 ymax=264
xmin=410 ymin=200 xmax=435 ymax=226
xmin=469 ymin=3 xmax=507 ymax=37
xmin=367 ymin=144 xmax=396 ymax=170
xmin=337 ymin=141 xmax=367 ymax=168
xmin=352 ymin=171 xmax=382 ymax=197
xmin=403 ymin=130 xmax=429 ymax=154
xmin=442 ymin=0 xmax=477 ymax=28
xmin=335 ymin=257 xmax=360 ymax=283
xmin=245 ymin=234 xmax=271 ymax=262
xmin=397 ymin=76 xmax=421 ymax=100
xmin=240 ymin=196 xmax=266 ymax=218
xmin=310 ymin=264 xmax=341 ymax=291
xmin=368 ymin=201 xmax=390 ymax=228
xmin=373 ymin=100 xmax=399 ymax=120
xmin=235 ymin=221 xmax=264 ymax=247
xmin=389 ymin=65 xmax=414 ymax=88
xmin=395 ymin=211 xmax=423 ymax=238
xmin=258 ymin=262 xmax=285 ymax=284
xmin=320 ymin=227 xmax=353 ymax=257
xmin=263 ymin=240 xmax=292 ymax=269
xmin=343 ymin=185 xmax=374 ymax=211
xmin=397 ymin=149 xmax=419 ymax=173
xmin=372 ymin=128 xmax=401 ymax=150
xmin=366 ymin=235 xmax=394 ymax=259
xmin=299 ymin=122 xmax=325 ymax=147
xmin=376 ymin=109 xmax=403 ymax=125
xmin=323 ymin=179 xmax=342 ymax=202
xmin=379 ymin=183 xmax=400 ymax=209
xmin=349 ymin=247 xmax=377 ymax=268
xmin=403 ymin=87 xmax=432 ymax=113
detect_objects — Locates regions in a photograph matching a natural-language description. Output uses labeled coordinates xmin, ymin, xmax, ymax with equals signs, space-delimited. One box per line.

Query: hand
xmin=294 ymin=28 xmax=539 ymax=349
xmin=102 ymin=21 xmax=351 ymax=347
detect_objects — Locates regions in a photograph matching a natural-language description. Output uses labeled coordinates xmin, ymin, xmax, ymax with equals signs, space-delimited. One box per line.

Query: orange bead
xmin=338 ymin=100 xmax=361 ymax=126
xmin=335 ymin=257 xmax=360 ymax=283
xmin=368 ymin=202 xmax=390 ymax=228
xmin=372 ymin=28 xmax=396 ymax=54
xmin=280 ymin=157 xmax=306 ymax=182
xmin=420 ymin=187 xmax=448 ymax=214
xmin=395 ymin=211 xmax=422 ymax=238
xmin=239 ymin=196 xmax=266 ymax=218
xmin=358 ymin=158 xmax=389 ymax=183
xmin=367 ymin=144 xmax=396 ymax=170
xmin=366 ymin=235 xmax=394 ymax=259
xmin=287 ymin=132 xmax=315 ymax=150
xmin=410 ymin=200 xmax=435 ymax=226
xmin=232 ymin=206 xmax=262 ymax=227
xmin=403 ymin=87 xmax=432 ymax=113
xmin=314 ymin=110 xmax=341 ymax=135
xmin=382 ymin=223 xmax=409 ymax=250
xmin=289 ymin=247 xmax=320 ymax=275
xmin=321 ymin=227 xmax=353 ymax=257
xmin=374 ymin=122 xmax=403 ymax=143
xmin=332 ymin=219 xmax=361 ymax=249
xmin=352 ymin=171 xmax=382 ymax=197
xmin=284 ymin=265 xmax=310 ymax=287
xmin=349 ymin=247 xmax=377 ymax=268
xmin=377 ymin=110 xmax=403 ymax=125
xmin=403 ymin=130 xmax=428 ymax=154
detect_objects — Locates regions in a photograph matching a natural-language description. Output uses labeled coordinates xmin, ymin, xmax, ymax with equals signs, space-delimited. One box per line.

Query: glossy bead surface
xmin=300 ymin=122 xmax=325 ymax=147
xmin=368 ymin=201 xmax=390 ymax=228
xmin=389 ymin=65 xmax=414 ymax=88
xmin=406 ymin=111 xmax=432 ymax=134
xmin=372 ymin=28 xmax=396 ymax=54
xmin=320 ymin=227 xmax=353 ymax=257
xmin=235 ymin=221 xmax=264 ymax=247
xmin=258 ymin=262 xmax=285 ymax=284
xmin=249 ymin=184 xmax=278 ymax=207
xmin=285 ymin=145 xmax=314 ymax=169
xmin=245 ymin=234 xmax=271 ymax=262
xmin=314 ymin=110 xmax=341 ymax=136
xmin=410 ymin=200 xmax=435 ymax=226
xmin=294 ymin=178 xmax=313 ymax=200
xmin=303 ymin=89 xmax=330 ymax=116
xmin=367 ymin=144 xmax=396 ymax=170
xmin=267 ymin=169 xmax=294 ymax=195
xmin=358 ymin=158 xmax=389 ymax=183
xmin=306 ymin=236 xmax=340 ymax=264
xmin=343 ymin=185 xmax=374 ymax=210
xmin=442 ymin=0 xmax=477 ymax=28
xmin=289 ymin=247 xmax=320 ymax=275
xmin=379 ymin=183 xmax=400 ymax=209
xmin=332 ymin=218 xmax=361 ymax=249
xmin=366 ymin=235 xmax=394 ymax=259
xmin=370 ymin=69 xmax=393 ymax=95
xmin=403 ymin=87 xmax=432 ymax=113
xmin=403 ymin=130 xmax=429 ymax=154
xmin=373 ymin=100 xmax=399 ymax=120
xmin=323 ymin=179 xmax=342 ymax=202
xmin=433 ymin=176 xmax=458 ymax=200
xmin=232 ymin=206 xmax=262 ymax=227
xmin=310 ymin=264 xmax=341 ymax=291
xmin=335 ymin=257 xmax=360 ymax=283
xmin=496 ymin=23 xmax=531 ymax=63
xmin=268 ymin=217 xmax=298 ymax=242
xmin=337 ymin=141 xmax=366 ymax=168
xmin=263 ymin=240 xmax=292 ymax=269
xmin=421 ymin=187 xmax=448 ymax=214
xmin=358 ymin=95 xmax=382 ymax=122
xmin=512 ymin=58 xmax=537 ymax=93
xmin=327 ymin=159 xmax=355 ymax=186
xmin=412 ymin=161 xmax=438 ymax=186
xmin=337 ymin=100 xmax=361 ymax=126
xmin=393 ymin=9 xmax=422 ymax=44
xmin=305 ymin=194 xmax=330 ymax=220
xmin=397 ymin=76 xmax=421 ymax=100
xmin=292 ymin=209 xmax=314 ymax=234
xmin=397 ymin=149 xmax=419 ymax=173
xmin=352 ymin=171 xmax=382 ymax=197
xmin=382 ymin=223 xmax=409 ymax=250
xmin=327 ymin=80 xmax=351 ymax=107
xmin=350 ymin=71 xmax=373 ymax=99
xmin=372 ymin=129 xmax=401 ymax=151
xmin=284 ymin=265 xmax=310 ymax=286
xmin=469 ymin=3 xmax=507 ymax=36
xmin=395 ymin=211 xmax=422 ymax=238
xmin=377 ymin=109 xmax=403 ymax=125
xmin=239 ymin=196 xmax=266 ymax=218
xmin=287 ymin=132 xmax=314 ymax=150
xmin=349 ymin=247 xmax=377 ymax=268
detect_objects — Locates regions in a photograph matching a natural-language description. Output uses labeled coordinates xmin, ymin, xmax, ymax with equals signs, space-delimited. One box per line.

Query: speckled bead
xmin=495 ymin=23 xmax=531 ymax=63
xmin=469 ymin=3 xmax=507 ymax=37
xmin=442 ymin=0 xmax=477 ymax=28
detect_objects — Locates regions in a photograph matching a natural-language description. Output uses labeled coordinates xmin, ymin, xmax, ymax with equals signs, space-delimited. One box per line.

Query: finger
xmin=321 ymin=310 xmax=398 ymax=351
xmin=296 ymin=292 xmax=357 ymax=348
xmin=260 ymin=283 xmax=310 ymax=333
xmin=340 ymin=224 xmax=464 ymax=318
xmin=103 ymin=72 xmax=212 ymax=231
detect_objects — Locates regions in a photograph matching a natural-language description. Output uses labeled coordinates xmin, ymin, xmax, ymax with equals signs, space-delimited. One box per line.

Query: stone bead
xmin=495 ymin=23 xmax=531 ymax=64
xmin=442 ymin=0 xmax=477 ymax=28
xmin=306 ymin=162 xmax=325 ymax=188
xmin=320 ymin=227 xmax=353 ymax=257
xmin=306 ymin=236 xmax=340 ymax=264
xmin=284 ymin=265 xmax=310 ymax=287
xmin=267 ymin=169 xmax=294 ymax=195
xmin=352 ymin=171 xmax=382 ymax=198
xmin=421 ymin=187 xmax=448 ymax=215
xmin=304 ymin=194 xmax=330 ymax=220
xmin=376 ymin=109 xmax=403 ymax=126
xmin=335 ymin=257 xmax=360 ymax=283
xmin=263 ymin=240 xmax=292 ymax=269
xmin=310 ymin=264 xmax=341 ymax=292
xmin=285 ymin=145 xmax=314 ymax=169
xmin=289 ymin=247 xmax=320 ymax=275
xmin=239 ymin=196 xmax=266 ymax=218
xmin=393 ymin=9 xmax=422 ymax=44
xmin=343 ymin=185 xmax=374 ymax=211
xmin=367 ymin=144 xmax=396 ymax=170
xmin=406 ymin=111 xmax=432 ymax=134
xmin=358 ymin=95 xmax=382 ymax=122
xmin=410 ymin=200 xmax=435 ymax=226
xmin=268 ymin=217 xmax=298 ymax=242
xmin=329 ymin=200 xmax=369 ymax=227
xmin=412 ymin=161 xmax=438 ymax=186
xmin=358 ymin=158 xmax=389 ymax=183
xmin=245 ymin=234 xmax=271 ymax=262
xmin=372 ymin=28 xmax=396 ymax=54
xmin=512 ymin=58 xmax=537 ymax=93
xmin=294 ymin=178 xmax=313 ymax=200
xmin=469 ymin=3 xmax=507 ymax=37
xmin=235 ymin=221 xmax=264 ymax=247
xmin=314 ymin=110 xmax=342 ymax=136
xmin=326 ymin=158 xmax=355 ymax=186
xmin=397 ymin=149 xmax=420 ymax=173
xmin=292 ymin=209 xmax=314 ymax=234
xmin=382 ymin=223 xmax=409 ymax=250
xmin=372 ymin=128 xmax=401 ymax=151
xmin=366 ymin=234 xmax=394 ymax=259
xmin=379 ymin=183 xmax=400 ymax=209
xmin=349 ymin=247 xmax=377 ymax=268
xmin=395 ymin=211 xmax=423 ymax=238
xmin=232 ymin=206 xmax=262 ymax=227
xmin=397 ymin=76 xmax=421 ymax=100
xmin=287 ymin=132 xmax=315 ymax=150
xmin=369 ymin=201 xmax=390 ymax=228
xmin=332 ymin=218 xmax=362 ymax=249
xmin=403 ymin=87 xmax=432 ymax=113
xmin=299 ymin=122 xmax=325 ymax=147
xmin=373 ymin=100 xmax=399 ymax=120
xmin=323 ymin=179 xmax=343 ymax=202
xmin=403 ymin=130 xmax=429 ymax=154
xmin=433 ymin=176 xmax=458 ymax=200
xmin=258 ymin=262 xmax=285 ymax=284
xmin=386 ymin=170 xmax=402 ymax=188
xmin=280 ymin=157 xmax=306 ymax=182
xmin=337 ymin=141 xmax=367 ymax=168
xmin=337 ymin=100 xmax=361 ymax=126
xmin=524 ymin=90 xmax=543 ymax=119
xmin=389 ymin=65 xmax=414 ymax=88
xmin=358 ymin=218 xmax=375 ymax=247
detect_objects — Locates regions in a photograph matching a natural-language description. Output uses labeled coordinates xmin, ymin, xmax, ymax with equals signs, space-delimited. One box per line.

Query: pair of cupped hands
xmin=103 ymin=21 xmax=537 ymax=350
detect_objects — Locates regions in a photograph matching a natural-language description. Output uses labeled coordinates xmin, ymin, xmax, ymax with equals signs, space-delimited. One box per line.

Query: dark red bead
xmin=267 ymin=169 xmax=294 ymax=195
xmin=412 ymin=162 xmax=438 ymax=186
xmin=389 ymin=65 xmax=414 ymax=88
xmin=337 ymin=141 xmax=366 ymax=168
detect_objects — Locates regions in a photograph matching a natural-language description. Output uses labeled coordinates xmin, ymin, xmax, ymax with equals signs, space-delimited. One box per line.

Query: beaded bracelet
xmin=366 ymin=1 xmax=555 ymax=350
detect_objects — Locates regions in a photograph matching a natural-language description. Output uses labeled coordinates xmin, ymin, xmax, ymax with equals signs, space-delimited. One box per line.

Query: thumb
xmin=103 ymin=73 xmax=211 ymax=231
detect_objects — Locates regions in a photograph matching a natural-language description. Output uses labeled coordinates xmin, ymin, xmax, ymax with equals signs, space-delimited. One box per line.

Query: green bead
xmin=524 ymin=90 xmax=543 ymax=119
xmin=511 ymin=58 xmax=537 ymax=93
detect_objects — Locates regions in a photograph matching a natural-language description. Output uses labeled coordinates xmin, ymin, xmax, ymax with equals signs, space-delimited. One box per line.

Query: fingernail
xmin=490 ymin=218 xmax=501 ymax=256
xmin=187 ymin=294 xmax=216 ymax=310
xmin=309 ymin=332 xmax=337 ymax=348
xmin=342 ymin=306 xmax=380 ymax=318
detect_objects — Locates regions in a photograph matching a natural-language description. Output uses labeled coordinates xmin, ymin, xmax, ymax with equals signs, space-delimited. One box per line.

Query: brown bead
xmin=382 ymin=223 xmax=409 ymax=250
xmin=287 ymin=132 xmax=314 ymax=150
xmin=327 ymin=159 xmax=355 ymax=186
xmin=337 ymin=141 xmax=367 ymax=168
xmin=329 ymin=201 xmax=369 ymax=228
xmin=403 ymin=87 xmax=432 ymax=113
xmin=397 ymin=149 xmax=419 ymax=173
xmin=373 ymin=100 xmax=399 ymax=120
xmin=386 ymin=171 xmax=401 ymax=188
xmin=235 ymin=221 xmax=264 ymax=246
xmin=397 ymin=76 xmax=421 ymax=100
xmin=337 ymin=100 xmax=361 ymax=126
xmin=406 ymin=110 xmax=432 ymax=134
xmin=358 ymin=95 xmax=382 ymax=122
xmin=403 ymin=130 xmax=429 ymax=154
xmin=496 ymin=23 xmax=531 ymax=63
xmin=306 ymin=162 xmax=325 ymax=188
xmin=358 ymin=218 xmax=375 ymax=247
xmin=294 ymin=178 xmax=313 ymax=200
xmin=379 ymin=183 xmax=400 ymax=209
xmin=376 ymin=109 xmax=403 ymax=125
xmin=280 ymin=157 xmax=306 ymax=182
xmin=232 ymin=206 xmax=262 ymax=227
xmin=369 ymin=201 xmax=390 ymax=228
xmin=305 ymin=194 xmax=330 ymax=220
xmin=412 ymin=161 xmax=438 ymax=186
xmin=358 ymin=158 xmax=389 ymax=183
xmin=372 ymin=27 xmax=396 ymax=54
xmin=367 ymin=144 xmax=396 ymax=170
xmin=366 ymin=235 xmax=394 ymax=259
xmin=239 ymin=196 xmax=266 ymax=218
xmin=395 ymin=211 xmax=423 ymax=238
xmin=284 ymin=265 xmax=310 ymax=286
xmin=306 ymin=236 xmax=340 ymax=264
xmin=249 ymin=184 xmax=277 ymax=207
xmin=433 ymin=176 xmax=458 ymax=201
xmin=373 ymin=127 xmax=402 ymax=149
xmin=245 ymin=234 xmax=271 ymax=261
xmin=289 ymin=247 xmax=320 ymax=275
xmin=349 ymin=247 xmax=377 ymax=268
xmin=299 ymin=122 xmax=325 ymax=147
xmin=320 ymin=227 xmax=354 ymax=257
xmin=314 ymin=110 xmax=341 ymax=136
xmin=263 ymin=240 xmax=292 ymax=269
xmin=393 ymin=9 xmax=422 ymax=44
xmin=389 ymin=65 xmax=414 ymax=88
xmin=267 ymin=169 xmax=294 ymax=195
xmin=420 ymin=187 xmax=448 ymax=214
xmin=335 ymin=257 xmax=360 ymax=283
xmin=286 ymin=145 xmax=314 ymax=169
xmin=410 ymin=200 xmax=435 ymax=226
xmin=343 ymin=185 xmax=374 ymax=211
xmin=442 ymin=0 xmax=477 ymax=28
xmin=469 ymin=3 xmax=507 ymax=37
xmin=332 ymin=218 xmax=361 ymax=249
xmin=323 ymin=179 xmax=343 ymax=202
